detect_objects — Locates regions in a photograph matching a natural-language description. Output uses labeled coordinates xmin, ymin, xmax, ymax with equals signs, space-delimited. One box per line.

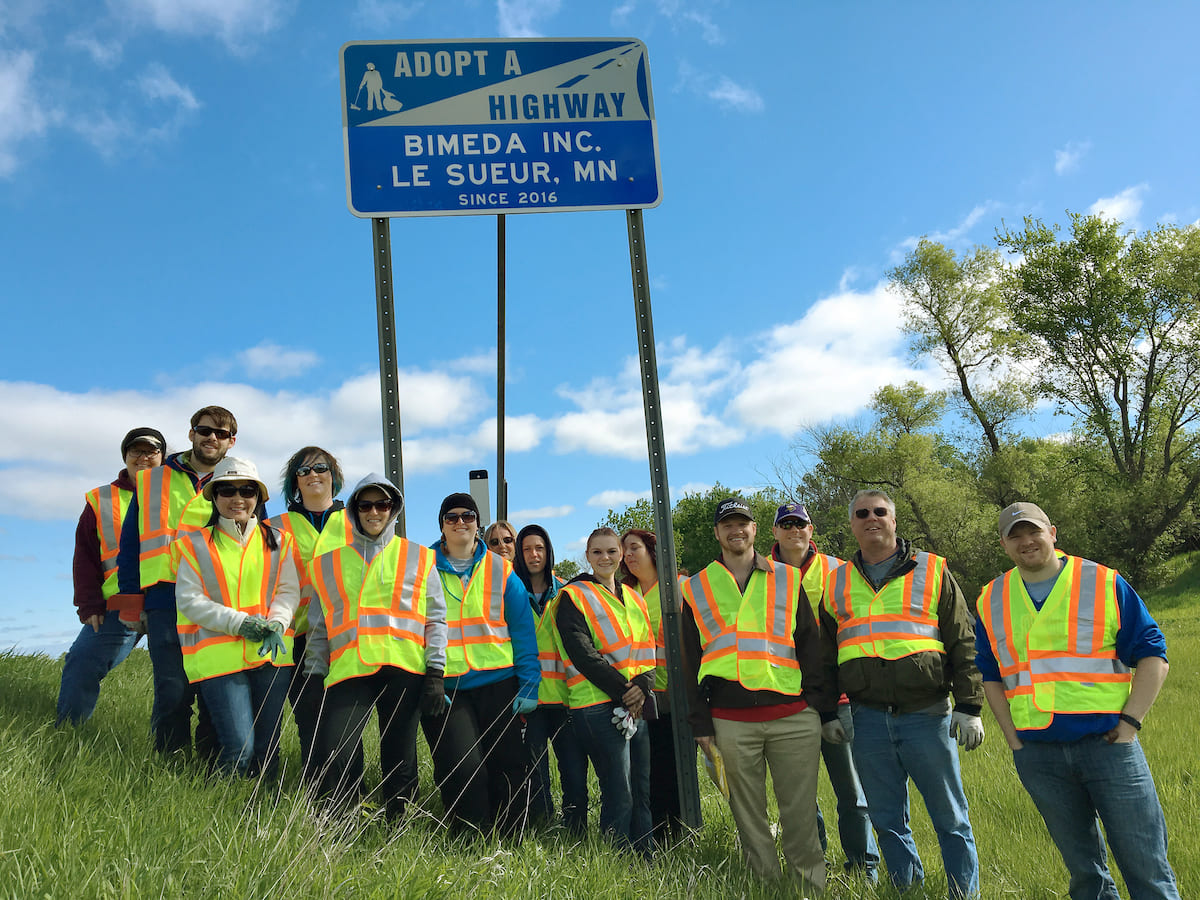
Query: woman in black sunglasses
xmin=421 ymin=492 xmax=540 ymax=835
xmin=269 ymin=446 xmax=348 ymax=774
xmin=174 ymin=456 xmax=300 ymax=778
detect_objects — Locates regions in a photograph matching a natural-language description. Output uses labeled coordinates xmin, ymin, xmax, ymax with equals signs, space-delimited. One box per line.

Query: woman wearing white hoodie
xmin=174 ymin=457 xmax=300 ymax=777
xmin=303 ymin=474 xmax=448 ymax=821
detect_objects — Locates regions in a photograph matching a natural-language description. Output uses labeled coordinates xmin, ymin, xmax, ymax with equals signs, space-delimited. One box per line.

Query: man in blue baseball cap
xmin=770 ymin=501 xmax=879 ymax=882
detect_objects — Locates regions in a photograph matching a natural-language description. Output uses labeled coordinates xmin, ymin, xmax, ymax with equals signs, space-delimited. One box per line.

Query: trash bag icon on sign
xmin=352 ymin=63 xmax=402 ymax=112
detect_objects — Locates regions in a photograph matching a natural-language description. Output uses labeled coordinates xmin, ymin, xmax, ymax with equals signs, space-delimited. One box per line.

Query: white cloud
xmin=893 ymin=202 xmax=998 ymax=261
xmin=726 ymin=281 xmax=936 ymax=435
xmin=137 ymin=63 xmax=200 ymax=111
xmin=1088 ymin=183 xmax=1147 ymax=228
xmin=587 ymin=488 xmax=650 ymax=508
xmin=1054 ymin=140 xmax=1090 ymax=175
xmin=496 ymin=0 xmax=561 ymax=37
xmin=707 ymin=76 xmax=763 ymax=113
xmin=109 ymin=0 xmax=291 ymax=50
xmin=0 ymin=50 xmax=54 ymax=177
xmin=509 ymin=504 xmax=573 ymax=520
xmin=353 ymin=0 xmax=423 ymax=29
xmin=675 ymin=61 xmax=764 ymax=114
xmin=238 ymin=342 xmax=320 ymax=378
xmin=66 ymin=32 xmax=124 ymax=67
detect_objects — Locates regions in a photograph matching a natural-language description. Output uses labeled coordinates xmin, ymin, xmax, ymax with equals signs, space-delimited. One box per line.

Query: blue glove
xmin=258 ymin=622 xmax=286 ymax=663
xmin=512 ymin=696 xmax=538 ymax=716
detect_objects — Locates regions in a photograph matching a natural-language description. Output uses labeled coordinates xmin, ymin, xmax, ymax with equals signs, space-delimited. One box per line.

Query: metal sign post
xmin=626 ymin=208 xmax=701 ymax=829
xmin=497 ymin=214 xmax=507 ymax=521
xmin=372 ymin=217 xmax=406 ymax=536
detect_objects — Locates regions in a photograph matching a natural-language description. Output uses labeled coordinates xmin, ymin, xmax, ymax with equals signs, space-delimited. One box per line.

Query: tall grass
xmin=2 ymin=599 xmax=1195 ymax=899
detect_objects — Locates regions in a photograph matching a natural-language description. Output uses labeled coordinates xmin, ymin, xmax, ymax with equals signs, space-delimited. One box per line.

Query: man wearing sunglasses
xmin=768 ymin=502 xmax=879 ymax=883
xmin=820 ymin=489 xmax=984 ymax=899
xmin=113 ymin=406 xmax=237 ymax=757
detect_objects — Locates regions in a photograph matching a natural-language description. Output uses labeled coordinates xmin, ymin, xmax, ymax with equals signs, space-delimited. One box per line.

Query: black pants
xmin=421 ymin=676 xmax=530 ymax=834
xmin=648 ymin=709 xmax=686 ymax=842
xmin=287 ymin=634 xmax=322 ymax=773
xmin=310 ymin=667 xmax=422 ymax=818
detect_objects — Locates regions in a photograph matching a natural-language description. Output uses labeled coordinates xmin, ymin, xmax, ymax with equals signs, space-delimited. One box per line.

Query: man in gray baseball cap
xmin=975 ymin=502 xmax=1180 ymax=899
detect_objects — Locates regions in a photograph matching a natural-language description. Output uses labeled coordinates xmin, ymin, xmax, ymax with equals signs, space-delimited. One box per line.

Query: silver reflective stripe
xmin=462 ymin=622 xmax=501 ymax=639
xmin=1074 ymin=559 xmax=1098 ymax=656
xmin=909 ymin=553 xmax=932 ymax=616
xmin=686 ymin=573 xmax=722 ymax=637
xmin=871 ymin=620 xmax=941 ymax=639
xmin=578 ymin=586 xmax=620 ymax=646
xmin=359 ymin=612 xmax=422 ymax=639
xmin=838 ymin=623 xmax=872 ymax=641
xmin=768 ymin=569 xmax=788 ymax=639
xmin=984 ymin=579 xmax=1018 ymax=670
xmin=1029 ymin=656 xmax=1130 ymax=677
xmin=141 ymin=533 xmax=172 ymax=552
xmin=185 ymin=533 xmax=223 ymax=598
xmin=179 ymin=624 xmax=225 ymax=649
xmin=829 ymin=565 xmax=851 ymax=619
xmin=736 ymin=635 xmax=797 ymax=662
xmin=101 ymin=557 xmax=119 ymax=574
xmin=705 ymin=632 xmax=736 ymax=653
xmin=95 ymin=488 xmax=121 ymax=552
xmin=1001 ymin=671 xmax=1031 ymax=691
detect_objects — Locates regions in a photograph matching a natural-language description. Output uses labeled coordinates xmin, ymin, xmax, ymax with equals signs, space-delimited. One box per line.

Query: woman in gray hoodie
xmin=303 ymin=474 xmax=448 ymax=820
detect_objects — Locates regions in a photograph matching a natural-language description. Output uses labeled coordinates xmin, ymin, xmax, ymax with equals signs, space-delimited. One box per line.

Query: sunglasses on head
xmin=356 ymin=499 xmax=393 ymax=513
xmin=215 ymin=485 xmax=258 ymax=499
xmin=444 ymin=511 xmax=478 ymax=524
xmin=193 ymin=425 xmax=233 ymax=440
xmin=777 ymin=518 xmax=809 ymax=530
xmin=854 ymin=506 xmax=890 ymax=519
xmin=295 ymin=462 xmax=331 ymax=477
xmin=489 ymin=536 xmax=514 ymax=546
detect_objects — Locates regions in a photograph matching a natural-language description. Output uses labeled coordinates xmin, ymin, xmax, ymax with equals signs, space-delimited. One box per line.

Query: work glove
xmin=512 ymin=696 xmax=538 ymax=716
xmin=258 ymin=622 xmax=286 ymax=662
xmin=421 ymin=670 xmax=448 ymax=717
xmin=611 ymin=706 xmax=638 ymax=741
xmin=949 ymin=711 xmax=985 ymax=751
xmin=821 ymin=719 xmax=849 ymax=745
xmin=238 ymin=614 xmax=269 ymax=641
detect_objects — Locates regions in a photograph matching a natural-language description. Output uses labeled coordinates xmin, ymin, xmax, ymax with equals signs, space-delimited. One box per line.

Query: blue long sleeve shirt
xmin=434 ymin=537 xmax=541 ymax=701
xmin=974 ymin=561 xmax=1168 ymax=742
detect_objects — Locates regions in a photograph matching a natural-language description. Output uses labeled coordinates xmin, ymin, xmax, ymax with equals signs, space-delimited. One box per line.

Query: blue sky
xmin=2 ymin=1 xmax=1198 ymax=655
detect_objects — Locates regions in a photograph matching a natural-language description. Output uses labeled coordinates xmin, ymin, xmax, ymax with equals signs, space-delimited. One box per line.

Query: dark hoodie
xmin=512 ymin=523 xmax=558 ymax=616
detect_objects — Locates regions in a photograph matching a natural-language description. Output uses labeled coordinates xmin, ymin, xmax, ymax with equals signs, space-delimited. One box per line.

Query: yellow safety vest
xmin=799 ymin=552 xmax=841 ymax=616
xmin=310 ymin=536 xmax=436 ymax=687
xmin=641 ymin=582 xmax=670 ymax=692
xmin=136 ymin=466 xmax=210 ymax=587
xmin=824 ymin=553 xmax=947 ymax=664
xmin=977 ymin=556 xmax=1131 ymax=730
xmin=557 ymin=581 xmax=656 ymax=709
xmin=174 ymin=525 xmax=294 ymax=683
xmin=440 ymin=552 xmax=514 ymax=678
xmin=86 ymin=483 xmax=132 ymax=601
xmin=535 ymin=591 xmax=569 ymax=705
xmin=268 ymin=508 xmax=350 ymax=636
xmin=682 ymin=560 xmax=804 ymax=694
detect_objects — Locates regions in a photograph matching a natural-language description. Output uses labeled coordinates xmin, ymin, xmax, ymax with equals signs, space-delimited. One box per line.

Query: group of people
xmin=58 ymin=406 xmax=1181 ymax=899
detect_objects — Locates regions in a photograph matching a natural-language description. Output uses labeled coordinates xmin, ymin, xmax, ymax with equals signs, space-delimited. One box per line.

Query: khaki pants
xmin=713 ymin=707 xmax=825 ymax=891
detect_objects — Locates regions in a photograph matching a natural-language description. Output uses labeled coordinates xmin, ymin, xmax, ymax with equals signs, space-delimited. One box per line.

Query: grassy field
xmin=2 ymin=576 xmax=1197 ymax=899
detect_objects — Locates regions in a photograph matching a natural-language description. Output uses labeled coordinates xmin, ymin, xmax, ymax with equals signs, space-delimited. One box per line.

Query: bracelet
xmin=1118 ymin=712 xmax=1142 ymax=731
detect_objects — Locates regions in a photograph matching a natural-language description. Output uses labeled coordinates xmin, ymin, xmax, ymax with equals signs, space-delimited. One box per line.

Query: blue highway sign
xmin=340 ymin=38 xmax=662 ymax=217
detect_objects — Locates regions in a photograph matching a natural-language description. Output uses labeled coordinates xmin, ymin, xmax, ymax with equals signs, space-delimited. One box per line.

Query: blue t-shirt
xmin=974 ymin=558 xmax=1168 ymax=742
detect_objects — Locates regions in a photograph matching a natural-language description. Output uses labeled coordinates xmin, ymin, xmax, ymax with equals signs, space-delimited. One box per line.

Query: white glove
xmin=821 ymin=719 xmax=849 ymax=744
xmin=950 ymin=711 xmax=984 ymax=750
xmin=611 ymin=706 xmax=637 ymax=741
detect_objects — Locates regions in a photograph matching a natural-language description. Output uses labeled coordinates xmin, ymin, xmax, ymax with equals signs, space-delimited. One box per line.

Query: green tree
xmin=889 ymin=239 xmax=1034 ymax=457
xmin=553 ymin=559 xmax=580 ymax=581
xmin=998 ymin=214 xmax=1200 ymax=578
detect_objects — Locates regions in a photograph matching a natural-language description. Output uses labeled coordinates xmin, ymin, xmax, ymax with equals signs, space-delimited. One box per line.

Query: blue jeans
xmin=198 ymin=664 xmax=290 ymax=776
xmin=146 ymin=606 xmax=197 ymax=753
xmin=851 ymin=702 xmax=979 ymax=898
xmin=525 ymin=705 xmax=589 ymax=835
xmin=573 ymin=703 xmax=652 ymax=854
xmin=56 ymin=611 xmax=141 ymax=725
xmin=1013 ymin=735 xmax=1180 ymax=900
xmin=817 ymin=704 xmax=879 ymax=877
